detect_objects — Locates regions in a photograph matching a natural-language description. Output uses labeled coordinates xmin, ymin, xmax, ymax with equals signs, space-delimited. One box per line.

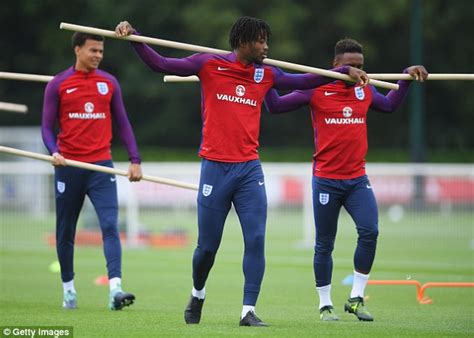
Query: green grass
xmin=0 ymin=209 xmax=473 ymax=337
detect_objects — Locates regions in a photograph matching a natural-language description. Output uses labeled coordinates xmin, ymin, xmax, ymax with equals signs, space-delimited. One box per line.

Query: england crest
xmin=254 ymin=68 xmax=264 ymax=83
xmin=97 ymin=82 xmax=109 ymax=95
xmin=202 ymin=184 xmax=213 ymax=197
xmin=319 ymin=193 xmax=329 ymax=205
xmin=57 ymin=181 xmax=65 ymax=194
xmin=354 ymin=87 xmax=365 ymax=100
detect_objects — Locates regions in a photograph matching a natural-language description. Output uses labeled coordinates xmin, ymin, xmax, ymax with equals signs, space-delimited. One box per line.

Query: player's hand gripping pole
xmin=0 ymin=145 xmax=198 ymax=191
xmin=59 ymin=22 xmax=398 ymax=91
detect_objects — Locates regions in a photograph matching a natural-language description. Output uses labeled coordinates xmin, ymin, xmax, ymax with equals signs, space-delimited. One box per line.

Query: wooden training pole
xmin=0 ymin=71 xmax=53 ymax=82
xmin=0 ymin=102 xmax=28 ymax=113
xmin=59 ymin=22 xmax=398 ymax=90
xmin=0 ymin=145 xmax=198 ymax=191
xmin=2 ymin=71 xmax=472 ymax=84
xmin=163 ymin=73 xmax=474 ymax=83
xmin=368 ymin=73 xmax=474 ymax=81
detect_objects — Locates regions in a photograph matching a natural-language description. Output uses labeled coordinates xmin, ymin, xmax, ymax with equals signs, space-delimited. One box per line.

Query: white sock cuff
xmin=241 ymin=305 xmax=255 ymax=318
xmin=192 ymin=286 xmax=206 ymax=299
xmin=62 ymin=280 xmax=75 ymax=293
xmin=109 ymin=277 xmax=122 ymax=291
xmin=316 ymin=284 xmax=332 ymax=291
xmin=354 ymin=271 xmax=370 ymax=280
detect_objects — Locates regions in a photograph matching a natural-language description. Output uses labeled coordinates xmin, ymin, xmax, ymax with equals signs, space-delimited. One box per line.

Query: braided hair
xmin=229 ymin=16 xmax=271 ymax=49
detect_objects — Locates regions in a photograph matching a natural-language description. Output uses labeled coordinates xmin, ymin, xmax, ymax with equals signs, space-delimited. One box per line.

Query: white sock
xmin=241 ymin=305 xmax=255 ymax=319
xmin=62 ymin=280 xmax=76 ymax=293
xmin=316 ymin=284 xmax=333 ymax=309
xmin=350 ymin=271 xmax=369 ymax=298
xmin=192 ymin=286 xmax=205 ymax=299
xmin=109 ymin=277 xmax=122 ymax=291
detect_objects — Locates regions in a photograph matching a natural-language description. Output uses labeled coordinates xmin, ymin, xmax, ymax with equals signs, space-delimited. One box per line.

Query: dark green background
xmin=1 ymin=0 xmax=473 ymax=162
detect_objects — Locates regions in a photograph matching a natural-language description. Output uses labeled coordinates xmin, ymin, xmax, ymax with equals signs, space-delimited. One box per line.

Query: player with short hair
xmin=115 ymin=17 xmax=368 ymax=326
xmin=265 ymin=38 xmax=428 ymax=321
xmin=42 ymin=32 xmax=143 ymax=311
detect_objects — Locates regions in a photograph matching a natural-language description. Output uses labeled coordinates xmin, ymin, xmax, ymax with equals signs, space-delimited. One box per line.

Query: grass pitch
xmin=0 ymin=209 xmax=473 ymax=337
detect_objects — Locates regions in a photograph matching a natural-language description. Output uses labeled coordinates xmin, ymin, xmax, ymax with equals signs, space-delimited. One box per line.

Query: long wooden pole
xmin=163 ymin=73 xmax=474 ymax=83
xmin=0 ymin=145 xmax=198 ymax=191
xmin=59 ymin=22 xmax=399 ymax=90
xmin=0 ymin=71 xmax=53 ymax=82
xmin=0 ymin=102 xmax=28 ymax=113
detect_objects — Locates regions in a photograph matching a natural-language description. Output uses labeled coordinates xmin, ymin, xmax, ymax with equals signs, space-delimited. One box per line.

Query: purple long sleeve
xmin=370 ymin=69 xmax=412 ymax=113
xmin=41 ymin=72 xmax=67 ymax=155
xmin=264 ymin=89 xmax=313 ymax=114
xmin=131 ymin=42 xmax=210 ymax=76
xmin=272 ymin=66 xmax=350 ymax=90
xmin=104 ymin=73 xmax=141 ymax=164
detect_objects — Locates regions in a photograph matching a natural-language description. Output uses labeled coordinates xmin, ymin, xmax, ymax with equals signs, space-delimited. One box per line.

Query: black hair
xmin=72 ymin=32 xmax=104 ymax=48
xmin=229 ymin=16 xmax=271 ymax=49
xmin=334 ymin=38 xmax=363 ymax=57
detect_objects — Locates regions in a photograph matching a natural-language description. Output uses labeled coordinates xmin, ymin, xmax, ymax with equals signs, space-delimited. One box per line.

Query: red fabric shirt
xmin=310 ymin=81 xmax=373 ymax=179
xmin=198 ymin=59 xmax=274 ymax=162
xmin=55 ymin=70 xmax=114 ymax=162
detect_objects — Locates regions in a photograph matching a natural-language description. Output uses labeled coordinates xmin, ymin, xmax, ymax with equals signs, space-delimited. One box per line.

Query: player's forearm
xmin=371 ymin=79 xmax=411 ymax=113
xmin=116 ymin=120 xmax=141 ymax=164
xmin=264 ymin=89 xmax=309 ymax=114
xmin=113 ymin=105 xmax=141 ymax=164
xmin=274 ymin=66 xmax=349 ymax=90
xmin=131 ymin=41 xmax=200 ymax=76
xmin=41 ymin=123 xmax=58 ymax=155
xmin=41 ymin=88 xmax=59 ymax=154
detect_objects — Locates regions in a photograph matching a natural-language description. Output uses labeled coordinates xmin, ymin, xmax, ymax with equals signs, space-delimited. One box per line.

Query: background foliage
xmin=1 ymin=0 xmax=473 ymax=161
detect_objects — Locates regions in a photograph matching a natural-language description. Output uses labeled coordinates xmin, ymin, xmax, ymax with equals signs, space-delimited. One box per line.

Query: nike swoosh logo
xmin=258 ymin=181 xmax=264 ymax=186
xmin=66 ymin=88 xmax=78 ymax=94
xmin=324 ymin=91 xmax=337 ymax=96
xmin=110 ymin=177 xmax=116 ymax=182
xmin=218 ymin=67 xmax=230 ymax=71
xmin=366 ymin=184 xmax=372 ymax=189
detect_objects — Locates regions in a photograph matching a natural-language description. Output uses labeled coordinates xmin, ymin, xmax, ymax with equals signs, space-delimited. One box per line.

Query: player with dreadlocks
xmin=115 ymin=17 xmax=368 ymax=326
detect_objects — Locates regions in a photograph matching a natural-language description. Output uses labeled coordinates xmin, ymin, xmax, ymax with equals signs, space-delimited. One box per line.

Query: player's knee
xmin=245 ymin=233 xmax=265 ymax=252
xmin=100 ymin=220 xmax=119 ymax=237
xmin=314 ymin=236 xmax=335 ymax=255
xmin=196 ymin=244 xmax=218 ymax=258
xmin=357 ymin=226 xmax=379 ymax=245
